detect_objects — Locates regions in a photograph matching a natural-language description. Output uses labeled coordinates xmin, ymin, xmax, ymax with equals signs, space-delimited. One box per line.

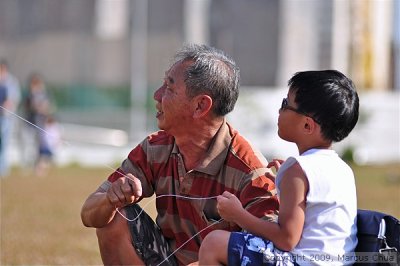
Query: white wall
xmin=228 ymin=88 xmax=400 ymax=165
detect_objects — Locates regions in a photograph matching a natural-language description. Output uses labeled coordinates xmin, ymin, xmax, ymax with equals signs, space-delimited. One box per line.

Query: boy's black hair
xmin=288 ymin=70 xmax=359 ymax=142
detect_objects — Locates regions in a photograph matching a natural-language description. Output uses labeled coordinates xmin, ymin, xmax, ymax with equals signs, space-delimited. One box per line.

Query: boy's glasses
xmin=280 ymin=98 xmax=321 ymax=124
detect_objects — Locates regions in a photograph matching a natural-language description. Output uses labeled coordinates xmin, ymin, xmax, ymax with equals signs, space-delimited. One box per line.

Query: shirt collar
xmin=171 ymin=120 xmax=232 ymax=175
xmin=194 ymin=120 xmax=231 ymax=175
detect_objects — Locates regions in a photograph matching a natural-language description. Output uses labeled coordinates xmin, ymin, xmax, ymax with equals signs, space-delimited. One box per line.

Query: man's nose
xmin=153 ymin=84 xmax=165 ymax=101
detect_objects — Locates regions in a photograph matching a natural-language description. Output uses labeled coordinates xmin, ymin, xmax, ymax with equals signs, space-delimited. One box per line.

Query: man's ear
xmin=193 ymin=95 xmax=213 ymax=118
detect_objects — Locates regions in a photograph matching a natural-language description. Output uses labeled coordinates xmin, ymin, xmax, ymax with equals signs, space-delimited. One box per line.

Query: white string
xmin=114 ymin=193 xmax=222 ymax=265
xmin=0 ymin=105 xmax=73 ymax=148
xmin=117 ymin=193 xmax=274 ymax=266
xmin=1 ymin=106 xmax=222 ymax=264
xmin=1 ymin=106 xmax=260 ymax=265
xmin=1 ymin=106 xmax=63 ymax=137
xmin=157 ymin=218 xmax=223 ymax=266
xmin=115 ymin=194 xmax=219 ymax=222
xmin=102 ymin=161 xmax=223 ymax=264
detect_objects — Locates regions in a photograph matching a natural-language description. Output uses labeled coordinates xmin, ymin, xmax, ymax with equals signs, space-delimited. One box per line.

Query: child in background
xmin=36 ymin=115 xmax=61 ymax=176
xmin=199 ymin=70 xmax=359 ymax=266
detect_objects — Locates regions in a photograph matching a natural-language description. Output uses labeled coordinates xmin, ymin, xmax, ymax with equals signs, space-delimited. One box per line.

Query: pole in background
xmin=130 ymin=0 xmax=148 ymax=141
xmin=183 ymin=0 xmax=211 ymax=44
xmin=395 ymin=0 xmax=400 ymax=91
xmin=331 ymin=0 xmax=350 ymax=74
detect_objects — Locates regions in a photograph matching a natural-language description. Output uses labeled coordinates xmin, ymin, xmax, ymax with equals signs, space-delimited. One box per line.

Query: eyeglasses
xmin=280 ymin=98 xmax=321 ymax=124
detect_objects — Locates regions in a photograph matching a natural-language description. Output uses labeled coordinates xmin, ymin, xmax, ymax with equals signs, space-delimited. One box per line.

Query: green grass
xmin=353 ymin=163 xmax=400 ymax=216
xmin=1 ymin=164 xmax=399 ymax=265
xmin=1 ymin=167 xmax=105 ymax=265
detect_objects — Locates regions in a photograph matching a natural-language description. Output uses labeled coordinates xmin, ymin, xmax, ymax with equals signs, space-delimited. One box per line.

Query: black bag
xmin=355 ymin=209 xmax=399 ymax=266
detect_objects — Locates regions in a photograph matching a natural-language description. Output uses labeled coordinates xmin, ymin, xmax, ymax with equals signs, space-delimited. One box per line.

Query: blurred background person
xmin=0 ymin=59 xmax=21 ymax=177
xmin=22 ymin=73 xmax=53 ymax=170
xmin=24 ymin=73 xmax=51 ymax=129
xmin=0 ymin=84 xmax=8 ymax=173
xmin=35 ymin=115 xmax=61 ymax=176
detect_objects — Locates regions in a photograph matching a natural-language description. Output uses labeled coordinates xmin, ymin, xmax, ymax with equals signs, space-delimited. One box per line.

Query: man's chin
xmin=157 ymin=122 xmax=165 ymax=131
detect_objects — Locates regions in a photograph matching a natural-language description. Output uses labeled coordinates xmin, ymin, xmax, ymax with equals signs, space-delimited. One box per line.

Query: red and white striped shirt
xmin=104 ymin=122 xmax=279 ymax=265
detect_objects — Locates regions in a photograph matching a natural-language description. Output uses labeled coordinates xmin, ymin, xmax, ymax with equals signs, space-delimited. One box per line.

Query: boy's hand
xmin=216 ymin=191 xmax=244 ymax=223
xmin=266 ymin=159 xmax=285 ymax=180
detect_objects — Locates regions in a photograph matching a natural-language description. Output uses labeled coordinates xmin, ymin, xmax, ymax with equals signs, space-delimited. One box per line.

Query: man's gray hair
xmin=174 ymin=44 xmax=240 ymax=116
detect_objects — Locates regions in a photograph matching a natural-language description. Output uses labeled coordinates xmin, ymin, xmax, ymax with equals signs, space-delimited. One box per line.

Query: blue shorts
xmin=228 ymin=232 xmax=296 ymax=266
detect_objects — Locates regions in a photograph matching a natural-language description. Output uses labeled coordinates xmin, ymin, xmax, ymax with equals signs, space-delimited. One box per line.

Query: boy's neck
xmin=297 ymin=141 xmax=332 ymax=155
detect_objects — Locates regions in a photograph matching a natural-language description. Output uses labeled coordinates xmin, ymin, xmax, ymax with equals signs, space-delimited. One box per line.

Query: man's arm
xmin=81 ymin=187 xmax=117 ymax=228
xmin=81 ymin=174 xmax=142 ymax=228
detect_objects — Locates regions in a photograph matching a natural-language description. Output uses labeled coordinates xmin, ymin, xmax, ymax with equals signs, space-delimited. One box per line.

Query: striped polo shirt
xmin=104 ymin=122 xmax=279 ymax=265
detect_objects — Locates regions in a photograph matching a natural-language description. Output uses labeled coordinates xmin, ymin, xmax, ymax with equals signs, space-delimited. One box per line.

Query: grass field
xmin=1 ymin=163 xmax=399 ymax=265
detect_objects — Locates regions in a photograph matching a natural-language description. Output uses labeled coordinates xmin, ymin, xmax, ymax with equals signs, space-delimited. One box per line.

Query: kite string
xmin=115 ymin=194 xmax=219 ymax=222
xmin=157 ymin=218 xmax=223 ymax=266
xmin=1 ymin=105 xmax=251 ymax=265
xmin=0 ymin=105 xmax=72 ymax=149
xmin=114 ymin=193 xmax=223 ymax=266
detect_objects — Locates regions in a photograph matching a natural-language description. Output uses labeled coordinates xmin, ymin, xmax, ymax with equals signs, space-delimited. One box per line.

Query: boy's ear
xmin=193 ymin=95 xmax=213 ymax=118
xmin=303 ymin=117 xmax=317 ymax=134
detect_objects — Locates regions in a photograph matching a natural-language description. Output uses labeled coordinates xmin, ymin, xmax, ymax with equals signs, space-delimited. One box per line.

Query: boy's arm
xmin=218 ymin=162 xmax=308 ymax=251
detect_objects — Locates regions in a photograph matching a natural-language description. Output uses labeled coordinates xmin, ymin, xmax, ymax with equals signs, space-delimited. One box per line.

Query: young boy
xmin=199 ymin=70 xmax=359 ymax=266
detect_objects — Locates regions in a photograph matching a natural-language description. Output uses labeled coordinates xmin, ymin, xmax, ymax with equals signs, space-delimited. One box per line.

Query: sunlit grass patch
xmin=1 ymin=163 xmax=399 ymax=264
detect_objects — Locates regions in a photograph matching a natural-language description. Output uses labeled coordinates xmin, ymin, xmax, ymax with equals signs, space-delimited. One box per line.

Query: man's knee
xmin=200 ymin=230 xmax=230 ymax=262
xmin=96 ymin=211 xmax=132 ymax=244
xmin=200 ymin=230 xmax=223 ymax=254
xmin=96 ymin=211 xmax=145 ymax=265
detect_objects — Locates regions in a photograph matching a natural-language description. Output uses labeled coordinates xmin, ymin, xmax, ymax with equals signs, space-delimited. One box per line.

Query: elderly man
xmin=81 ymin=44 xmax=279 ymax=265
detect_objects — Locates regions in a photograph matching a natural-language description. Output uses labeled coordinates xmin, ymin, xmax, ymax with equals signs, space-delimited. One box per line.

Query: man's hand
xmin=106 ymin=174 xmax=142 ymax=208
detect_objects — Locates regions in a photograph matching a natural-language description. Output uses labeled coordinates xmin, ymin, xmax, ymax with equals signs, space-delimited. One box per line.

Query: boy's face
xmin=277 ymin=90 xmax=304 ymax=142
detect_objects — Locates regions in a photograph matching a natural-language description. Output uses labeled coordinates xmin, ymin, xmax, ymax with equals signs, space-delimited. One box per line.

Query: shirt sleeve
xmin=239 ymin=168 xmax=280 ymax=222
xmin=106 ymin=138 xmax=155 ymax=198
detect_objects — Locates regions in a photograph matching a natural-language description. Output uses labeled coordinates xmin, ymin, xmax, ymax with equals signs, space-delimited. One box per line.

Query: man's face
xmin=153 ymin=60 xmax=194 ymax=134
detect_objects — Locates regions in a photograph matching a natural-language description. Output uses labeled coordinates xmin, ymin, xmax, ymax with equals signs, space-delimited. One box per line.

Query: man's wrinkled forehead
xmin=164 ymin=60 xmax=193 ymax=80
xmin=163 ymin=70 xmax=174 ymax=85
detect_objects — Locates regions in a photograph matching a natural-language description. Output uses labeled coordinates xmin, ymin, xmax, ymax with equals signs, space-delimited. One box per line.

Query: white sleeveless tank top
xmin=276 ymin=149 xmax=358 ymax=265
